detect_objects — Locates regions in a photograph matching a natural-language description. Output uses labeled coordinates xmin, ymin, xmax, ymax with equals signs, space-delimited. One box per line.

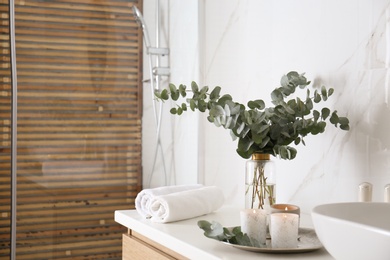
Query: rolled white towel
xmin=149 ymin=186 xmax=225 ymax=223
xmin=135 ymin=184 xmax=203 ymax=218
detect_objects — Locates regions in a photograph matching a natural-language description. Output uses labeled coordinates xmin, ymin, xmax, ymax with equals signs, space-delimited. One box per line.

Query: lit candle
xmin=270 ymin=204 xmax=300 ymax=216
xmin=240 ymin=209 xmax=267 ymax=247
xmin=270 ymin=212 xmax=299 ymax=248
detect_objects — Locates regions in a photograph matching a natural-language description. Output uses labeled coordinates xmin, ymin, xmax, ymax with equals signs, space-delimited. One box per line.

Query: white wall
xmin=143 ymin=0 xmax=390 ymax=214
xmin=142 ymin=0 xmax=201 ymax=188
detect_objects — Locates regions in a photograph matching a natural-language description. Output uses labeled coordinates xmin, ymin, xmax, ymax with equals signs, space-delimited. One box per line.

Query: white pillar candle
xmin=270 ymin=212 xmax=299 ymax=248
xmin=240 ymin=209 xmax=267 ymax=247
xmin=270 ymin=204 xmax=300 ymax=227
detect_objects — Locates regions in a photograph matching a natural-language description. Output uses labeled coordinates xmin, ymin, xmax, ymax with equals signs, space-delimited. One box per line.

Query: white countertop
xmin=115 ymin=205 xmax=334 ymax=260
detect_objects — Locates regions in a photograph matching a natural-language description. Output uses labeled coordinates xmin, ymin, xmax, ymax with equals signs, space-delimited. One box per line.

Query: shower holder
xmin=148 ymin=47 xmax=169 ymax=56
xmin=153 ymin=67 xmax=170 ymax=76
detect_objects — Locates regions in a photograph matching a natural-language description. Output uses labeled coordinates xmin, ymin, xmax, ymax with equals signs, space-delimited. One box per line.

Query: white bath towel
xmin=135 ymin=184 xmax=203 ymax=218
xmin=149 ymin=186 xmax=225 ymax=223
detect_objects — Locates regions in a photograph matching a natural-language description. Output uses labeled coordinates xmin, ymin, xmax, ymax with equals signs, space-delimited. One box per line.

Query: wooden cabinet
xmin=123 ymin=230 xmax=187 ymax=260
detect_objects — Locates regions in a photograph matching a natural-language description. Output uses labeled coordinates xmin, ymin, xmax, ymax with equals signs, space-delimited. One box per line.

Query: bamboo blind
xmin=0 ymin=0 xmax=143 ymax=259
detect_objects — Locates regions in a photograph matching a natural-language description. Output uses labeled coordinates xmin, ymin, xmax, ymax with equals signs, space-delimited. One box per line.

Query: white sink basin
xmin=312 ymin=202 xmax=390 ymax=260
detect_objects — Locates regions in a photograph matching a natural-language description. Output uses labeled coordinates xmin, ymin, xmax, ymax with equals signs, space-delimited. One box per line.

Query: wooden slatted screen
xmin=0 ymin=0 xmax=143 ymax=259
xmin=0 ymin=0 xmax=12 ymax=258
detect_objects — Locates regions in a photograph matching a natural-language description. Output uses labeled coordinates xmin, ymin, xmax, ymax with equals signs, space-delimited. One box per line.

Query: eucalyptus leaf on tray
xmin=198 ymin=220 xmax=324 ymax=253
xmin=197 ymin=220 xmax=254 ymax=247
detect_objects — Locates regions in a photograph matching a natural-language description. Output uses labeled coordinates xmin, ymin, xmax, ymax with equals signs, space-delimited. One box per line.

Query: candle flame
xmin=285 ymin=206 xmax=288 ymax=211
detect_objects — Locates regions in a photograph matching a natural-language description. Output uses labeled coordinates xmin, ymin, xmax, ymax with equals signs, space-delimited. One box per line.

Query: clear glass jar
xmin=245 ymin=153 xmax=276 ymax=209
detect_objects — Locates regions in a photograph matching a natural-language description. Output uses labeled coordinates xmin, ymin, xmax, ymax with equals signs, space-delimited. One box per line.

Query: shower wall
xmin=0 ymin=0 xmax=142 ymax=259
xmin=141 ymin=0 xmax=201 ymax=188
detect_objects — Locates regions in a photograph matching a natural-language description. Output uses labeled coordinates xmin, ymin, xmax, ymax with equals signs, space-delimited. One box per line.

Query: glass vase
xmin=245 ymin=153 xmax=276 ymax=210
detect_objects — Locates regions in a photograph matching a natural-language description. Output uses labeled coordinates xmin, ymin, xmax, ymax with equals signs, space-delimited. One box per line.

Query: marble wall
xmin=142 ymin=0 xmax=201 ymax=187
xmin=143 ymin=0 xmax=390 ymax=214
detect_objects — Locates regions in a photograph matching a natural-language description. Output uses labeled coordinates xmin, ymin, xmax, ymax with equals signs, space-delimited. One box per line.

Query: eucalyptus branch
xmin=155 ymin=71 xmax=350 ymax=160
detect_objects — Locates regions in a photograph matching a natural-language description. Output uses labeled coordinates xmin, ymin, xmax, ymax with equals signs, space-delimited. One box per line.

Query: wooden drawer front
xmin=123 ymin=233 xmax=180 ymax=260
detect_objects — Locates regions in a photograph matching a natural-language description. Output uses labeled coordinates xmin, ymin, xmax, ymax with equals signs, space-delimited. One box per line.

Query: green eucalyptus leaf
xmin=340 ymin=124 xmax=350 ymax=130
xmin=234 ymin=232 xmax=253 ymax=247
xmin=271 ymin=89 xmax=284 ymax=104
xmin=281 ymin=131 xmax=291 ymax=138
xmin=314 ymin=90 xmax=321 ymax=103
xmin=190 ymin=99 xmax=196 ymax=111
xmin=278 ymin=146 xmax=290 ymax=159
xmin=280 ymin=75 xmax=289 ymax=88
xmin=330 ymin=111 xmax=339 ymax=124
xmin=238 ymin=137 xmax=254 ymax=152
xmin=197 ymin=220 xmax=226 ymax=240
xmin=338 ymin=116 xmax=349 ymax=125
xmin=313 ymin=110 xmax=320 ymax=122
xmin=241 ymin=126 xmax=251 ymax=138
xmin=282 ymin=102 xmax=295 ymax=115
xmin=259 ymin=136 xmax=270 ymax=149
xmin=217 ymin=94 xmax=233 ymax=106
xmin=154 ymin=90 xmax=162 ymax=99
xmin=318 ymin=121 xmax=326 ymax=132
xmin=200 ymin=86 xmax=209 ymax=95
xmin=197 ymin=221 xmax=254 ymax=246
xmin=270 ymin=125 xmax=282 ymax=140
xmin=220 ymin=115 xmax=226 ymax=125
xmin=210 ymin=86 xmax=221 ymax=100
xmin=224 ymin=116 xmax=233 ymax=129
xmin=228 ymin=102 xmax=241 ymax=115
xmin=230 ymin=129 xmax=238 ymax=141
xmin=198 ymin=99 xmax=208 ymax=112
xmin=236 ymin=122 xmax=246 ymax=135
xmin=252 ymin=132 xmax=263 ymax=144
xmin=160 ymin=89 xmax=169 ymax=100
xmin=170 ymin=107 xmax=177 ymax=114
xmin=288 ymin=147 xmax=297 ymax=159
xmin=247 ymin=101 xmax=256 ymax=109
xmin=248 ymin=99 xmax=266 ymax=110
xmin=224 ymin=104 xmax=231 ymax=117
xmin=321 ymin=108 xmax=330 ymax=120
xmin=229 ymin=114 xmax=239 ymax=129
xmin=177 ymin=107 xmax=183 ymax=115
xmin=191 ymin=81 xmax=199 ymax=93
xmin=214 ymin=117 xmax=222 ymax=127
xmin=256 ymin=124 xmax=269 ymax=135
xmin=321 ymin=86 xmax=328 ymax=101
xmin=306 ymin=97 xmax=313 ymax=110
xmin=287 ymin=99 xmax=297 ymax=109
xmin=328 ymin=88 xmax=334 ymax=97
xmin=210 ymin=105 xmax=225 ymax=117
xmin=310 ymin=122 xmax=324 ymax=135
xmin=298 ymin=97 xmax=306 ymax=109
xmin=169 ymin=83 xmax=177 ymax=93
xmin=339 ymin=117 xmax=350 ymax=130
xmin=179 ymin=84 xmax=187 ymax=97
xmin=171 ymin=90 xmax=180 ymax=101
xmin=244 ymin=110 xmax=252 ymax=125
